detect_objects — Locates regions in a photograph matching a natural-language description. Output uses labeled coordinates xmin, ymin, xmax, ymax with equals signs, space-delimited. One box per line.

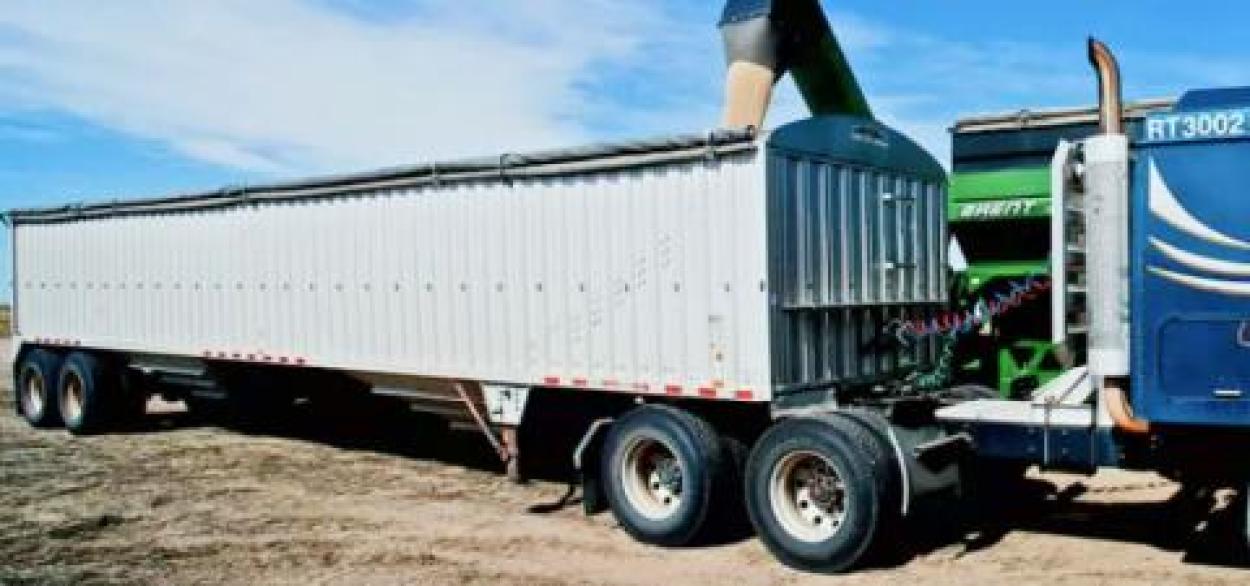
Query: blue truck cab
xmin=1133 ymin=88 xmax=1250 ymax=427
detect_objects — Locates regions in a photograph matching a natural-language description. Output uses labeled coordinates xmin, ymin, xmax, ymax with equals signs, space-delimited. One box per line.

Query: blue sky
xmin=2 ymin=0 xmax=1250 ymax=290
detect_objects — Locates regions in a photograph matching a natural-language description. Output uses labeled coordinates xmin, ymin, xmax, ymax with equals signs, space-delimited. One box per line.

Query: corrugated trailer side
xmin=11 ymin=132 xmax=775 ymax=402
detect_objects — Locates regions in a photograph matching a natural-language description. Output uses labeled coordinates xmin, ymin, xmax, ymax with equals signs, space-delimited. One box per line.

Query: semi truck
xmin=8 ymin=0 xmax=1250 ymax=574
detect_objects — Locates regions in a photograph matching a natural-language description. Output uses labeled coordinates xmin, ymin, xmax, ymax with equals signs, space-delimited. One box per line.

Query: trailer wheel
xmin=57 ymin=351 xmax=120 ymax=435
xmin=601 ymin=405 xmax=730 ymax=546
xmin=746 ymin=417 xmax=886 ymax=574
xmin=16 ymin=349 xmax=64 ymax=428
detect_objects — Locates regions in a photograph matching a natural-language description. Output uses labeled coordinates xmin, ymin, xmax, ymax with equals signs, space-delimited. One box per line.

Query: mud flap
xmin=574 ymin=418 xmax=614 ymax=515
xmin=581 ymin=469 xmax=607 ymax=515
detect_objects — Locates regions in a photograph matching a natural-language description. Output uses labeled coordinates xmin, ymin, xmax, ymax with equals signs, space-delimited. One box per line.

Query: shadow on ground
xmin=34 ymin=393 xmax=1250 ymax=568
xmin=890 ymin=475 xmax=1250 ymax=571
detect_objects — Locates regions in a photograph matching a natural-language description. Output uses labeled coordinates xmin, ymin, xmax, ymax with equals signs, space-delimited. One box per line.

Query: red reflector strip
xmin=664 ymin=385 xmax=682 ymax=396
xmin=279 ymin=357 xmax=290 ymax=364
xmin=602 ymin=379 xmax=619 ymax=388
xmin=697 ymin=388 xmax=717 ymax=399
xmin=294 ymin=358 xmax=306 ymax=365
xmin=543 ymin=376 xmax=561 ymax=386
xmin=734 ymin=389 xmax=755 ymax=401
xmin=572 ymin=378 xmax=588 ymax=387
xmin=633 ymin=382 xmax=650 ymax=392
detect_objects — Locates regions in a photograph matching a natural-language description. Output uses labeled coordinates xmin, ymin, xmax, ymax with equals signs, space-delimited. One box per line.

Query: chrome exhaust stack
xmin=1084 ymin=38 xmax=1146 ymax=433
xmin=1089 ymin=39 xmax=1125 ymax=135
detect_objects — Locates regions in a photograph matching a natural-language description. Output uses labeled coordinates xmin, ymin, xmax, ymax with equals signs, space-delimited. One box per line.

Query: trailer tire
xmin=601 ymin=405 xmax=729 ymax=546
xmin=746 ymin=416 xmax=887 ymax=574
xmin=831 ymin=410 xmax=904 ymax=523
xmin=16 ymin=348 xmax=64 ymax=428
xmin=57 ymin=351 xmax=120 ymax=435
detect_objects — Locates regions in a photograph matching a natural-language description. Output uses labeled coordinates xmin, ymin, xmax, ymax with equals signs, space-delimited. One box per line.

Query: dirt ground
xmin=2 ymin=343 xmax=1249 ymax=585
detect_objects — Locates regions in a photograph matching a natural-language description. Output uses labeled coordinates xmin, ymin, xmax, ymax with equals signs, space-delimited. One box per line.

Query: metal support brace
xmin=453 ymin=382 xmax=510 ymax=464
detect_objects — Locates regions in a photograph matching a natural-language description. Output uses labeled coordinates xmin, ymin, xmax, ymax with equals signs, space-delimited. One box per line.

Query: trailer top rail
xmin=5 ymin=129 xmax=757 ymax=225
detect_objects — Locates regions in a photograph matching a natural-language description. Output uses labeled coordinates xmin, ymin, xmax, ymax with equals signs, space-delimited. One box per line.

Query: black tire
xmin=831 ymin=410 xmax=904 ymax=527
xmin=712 ymin=433 xmax=751 ymax=535
xmin=745 ymin=416 xmax=888 ymax=574
xmin=57 ymin=351 xmax=121 ymax=435
xmin=601 ymin=405 xmax=731 ymax=546
xmin=16 ymin=348 xmax=64 ymax=428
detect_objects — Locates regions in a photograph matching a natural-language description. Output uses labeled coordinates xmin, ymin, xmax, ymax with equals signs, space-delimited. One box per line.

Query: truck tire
xmin=830 ymin=410 xmax=904 ymax=525
xmin=16 ymin=348 xmax=64 ymax=428
xmin=57 ymin=351 xmax=120 ymax=435
xmin=601 ymin=405 xmax=731 ymax=546
xmin=745 ymin=416 xmax=888 ymax=574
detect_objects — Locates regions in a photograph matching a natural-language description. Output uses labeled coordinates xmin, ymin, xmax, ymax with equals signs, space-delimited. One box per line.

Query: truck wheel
xmin=601 ymin=405 xmax=730 ymax=546
xmin=16 ymin=348 xmax=64 ymax=428
xmin=57 ymin=351 xmax=120 ymax=435
xmin=746 ymin=417 xmax=887 ymax=574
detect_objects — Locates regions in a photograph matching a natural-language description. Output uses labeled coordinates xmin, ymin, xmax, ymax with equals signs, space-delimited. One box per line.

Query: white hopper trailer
xmin=7 ymin=0 xmax=965 ymax=573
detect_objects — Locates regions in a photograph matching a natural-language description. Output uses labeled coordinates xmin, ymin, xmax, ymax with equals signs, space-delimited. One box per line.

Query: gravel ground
xmin=2 ymin=340 xmax=1248 ymax=585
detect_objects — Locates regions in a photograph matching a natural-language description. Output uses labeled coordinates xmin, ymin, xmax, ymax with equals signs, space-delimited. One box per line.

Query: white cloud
xmin=0 ymin=0 xmax=664 ymax=175
xmin=0 ymin=0 xmax=1085 ymax=178
xmin=5 ymin=1 xmax=1247 ymax=180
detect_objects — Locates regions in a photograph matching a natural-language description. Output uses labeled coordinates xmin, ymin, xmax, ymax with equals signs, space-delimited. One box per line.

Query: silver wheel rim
xmin=21 ymin=368 xmax=45 ymax=417
xmin=62 ymin=371 xmax=84 ymax=424
xmin=620 ymin=436 xmax=683 ymax=520
xmin=769 ymin=450 xmax=847 ymax=543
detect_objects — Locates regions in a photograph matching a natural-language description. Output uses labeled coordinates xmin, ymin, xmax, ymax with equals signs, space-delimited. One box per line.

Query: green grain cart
xmin=947 ymin=100 xmax=1172 ymax=397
